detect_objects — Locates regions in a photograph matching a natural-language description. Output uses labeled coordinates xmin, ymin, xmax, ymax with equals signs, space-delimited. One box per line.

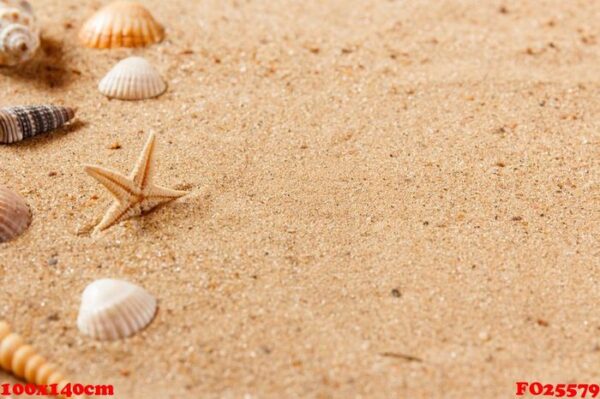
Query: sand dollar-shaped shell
xmin=0 ymin=186 xmax=31 ymax=243
xmin=77 ymin=279 xmax=157 ymax=341
xmin=79 ymin=1 xmax=164 ymax=49
xmin=98 ymin=56 xmax=166 ymax=100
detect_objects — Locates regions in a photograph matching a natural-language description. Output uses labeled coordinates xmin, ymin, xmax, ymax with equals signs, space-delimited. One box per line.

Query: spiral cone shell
xmin=79 ymin=1 xmax=164 ymax=49
xmin=0 ymin=321 xmax=71 ymax=395
xmin=0 ymin=105 xmax=76 ymax=144
xmin=0 ymin=0 xmax=39 ymax=65
xmin=0 ymin=186 xmax=31 ymax=243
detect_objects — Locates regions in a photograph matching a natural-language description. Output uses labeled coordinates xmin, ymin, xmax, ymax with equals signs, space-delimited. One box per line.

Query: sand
xmin=1 ymin=0 xmax=599 ymax=398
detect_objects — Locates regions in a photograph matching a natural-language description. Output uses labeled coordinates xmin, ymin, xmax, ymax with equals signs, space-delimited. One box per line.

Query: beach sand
xmin=1 ymin=0 xmax=599 ymax=398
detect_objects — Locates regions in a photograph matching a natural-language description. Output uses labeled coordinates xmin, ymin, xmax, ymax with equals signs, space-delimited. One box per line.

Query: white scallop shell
xmin=77 ymin=279 xmax=157 ymax=341
xmin=98 ymin=56 xmax=166 ymax=100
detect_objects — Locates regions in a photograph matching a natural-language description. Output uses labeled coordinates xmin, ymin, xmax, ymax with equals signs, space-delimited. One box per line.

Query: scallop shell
xmin=0 ymin=0 xmax=40 ymax=65
xmin=79 ymin=1 xmax=164 ymax=49
xmin=98 ymin=56 xmax=166 ymax=100
xmin=77 ymin=279 xmax=157 ymax=341
xmin=0 ymin=105 xmax=77 ymax=144
xmin=0 ymin=186 xmax=31 ymax=243
xmin=0 ymin=320 xmax=71 ymax=391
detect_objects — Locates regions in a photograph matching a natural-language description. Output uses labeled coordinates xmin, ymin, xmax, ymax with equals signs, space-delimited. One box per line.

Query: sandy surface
xmin=1 ymin=0 xmax=599 ymax=398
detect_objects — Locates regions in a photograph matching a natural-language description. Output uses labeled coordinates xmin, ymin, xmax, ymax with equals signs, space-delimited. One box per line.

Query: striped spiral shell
xmin=0 ymin=321 xmax=70 ymax=393
xmin=0 ymin=0 xmax=40 ymax=65
xmin=0 ymin=105 xmax=76 ymax=144
xmin=0 ymin=186 xmax=31 ymax=243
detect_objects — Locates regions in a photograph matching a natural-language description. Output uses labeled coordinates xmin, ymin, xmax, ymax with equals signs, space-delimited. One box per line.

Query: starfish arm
xmin=145 ymin=184 xmax=189 ymax=200
xmin=85 ymin=165 xmax=138 ymax=203
xmin=94 ymin=201 xmax=137 ymax=233
xmin=86 ymin=133 xmax=187 ymax=234
xmin=131 ymin=131 xmax=156 ymax=189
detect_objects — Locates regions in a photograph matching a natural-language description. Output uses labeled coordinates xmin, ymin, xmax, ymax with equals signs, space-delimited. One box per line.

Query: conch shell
xmin=0 ymin=0 xmax=40 ymax=65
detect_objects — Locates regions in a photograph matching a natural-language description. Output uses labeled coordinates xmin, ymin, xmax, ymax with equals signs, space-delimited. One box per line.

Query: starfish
xmin=85 ymin=132 xmax=188 ymax=234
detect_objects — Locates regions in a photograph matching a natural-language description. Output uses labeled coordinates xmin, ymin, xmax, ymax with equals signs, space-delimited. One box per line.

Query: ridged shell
xmin=98 ymin=56 xmax=166 ymax=100
xmin=77 ymin=279 xmax=157 ymax=341
xmin=0 ymin=186 xmax=31 ymax=243
xmin=79 ymin=1 xmax=164 ymax=49
xmin=0 ymin=105 xmax=76 ymax=144
xmin=0 ymin=0 xmax=40 ymax=65
xmin=0 ymin=321 xmax=71 ymax=391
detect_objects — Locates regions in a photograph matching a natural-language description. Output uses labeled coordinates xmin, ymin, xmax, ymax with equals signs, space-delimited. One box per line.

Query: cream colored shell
xmin=0 ymin=321 xmax=71 ymax=393
xmin=0 ymin=186 xmax=31 ymax=243
xmin=98 ymin=56 xmax=167 ymax=100
xmin=0 ymin=0 xmax=40 ymax=65
xmin=77 ymin=279 xmax=157 ymax=340
xmin=79 ymin=1 xmax=164 ymax=49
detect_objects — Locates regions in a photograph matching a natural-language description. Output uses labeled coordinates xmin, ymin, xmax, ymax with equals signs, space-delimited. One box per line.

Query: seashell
xmin=77 ymin=279 xmax=157 ymax=341
xmin=0 ymin=320 xmax=71 ymax=392
xmin=0 ymin=186 xmax=31 ymax=243
xmin=0 ymin=105 xmax=76 ymax=144
xmin=0 ymin=0 xmax=40 ymax=65
xmin=98 ymin=56 xmax=166 ymax=100
xmin=79 ymin=1 xmax=164 ymax=49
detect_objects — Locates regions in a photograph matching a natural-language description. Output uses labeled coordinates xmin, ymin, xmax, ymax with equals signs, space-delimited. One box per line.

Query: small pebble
xmin=536 ymin=319 xmax=549 ymax=327
xmin=47 ymin=313 xmax=60 ymax=322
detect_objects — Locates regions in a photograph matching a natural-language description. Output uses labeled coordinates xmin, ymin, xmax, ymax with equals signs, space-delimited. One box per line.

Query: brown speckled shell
xmin=79 ymin=1 xmax=164 ymax=49
xmin=0 ymin=186 xmax=31 ymax=243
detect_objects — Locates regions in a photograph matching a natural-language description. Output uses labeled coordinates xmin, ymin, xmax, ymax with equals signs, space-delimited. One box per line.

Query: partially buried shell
xmin=77 ymin=279 xmax=157 ymax=341
xmin=0 ymin=0 xmax=40 ymax=65
xmin=0 ymin=105 xmax=76 ymax=144
xmin=98 ymin=56 xmax=166 ymax=100
xmin=0 ymin=186 xmax=31 ymax=243
xmin=79 ymin=1 xmax=164 ymax=49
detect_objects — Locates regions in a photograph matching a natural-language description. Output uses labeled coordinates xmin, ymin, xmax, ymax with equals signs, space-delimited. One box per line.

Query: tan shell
xmin=0 ymin=186 xmax=31 ymax=243
xmin=98 ymin=56 xmax=166 ymax=100
xmin=0 ymin=321 xmax=71 ymax=392
xmin=79 ymin=1 xmax=164 ymax=49
xmin=77 ymin=279 xmax=157 ymax=341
